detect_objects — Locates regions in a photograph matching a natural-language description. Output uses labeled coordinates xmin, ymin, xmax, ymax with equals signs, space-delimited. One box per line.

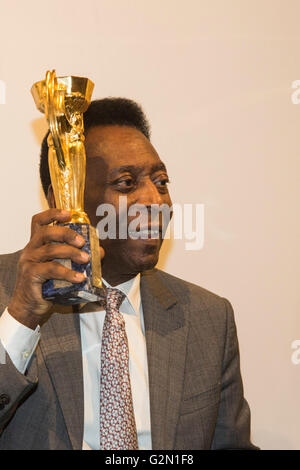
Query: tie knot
xmin=106 ymin=288 xmax=126 ymax=312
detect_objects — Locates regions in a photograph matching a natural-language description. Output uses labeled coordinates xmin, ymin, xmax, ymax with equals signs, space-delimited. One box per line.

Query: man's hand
xmin=7 ymin=209 xmax=104 ymax=330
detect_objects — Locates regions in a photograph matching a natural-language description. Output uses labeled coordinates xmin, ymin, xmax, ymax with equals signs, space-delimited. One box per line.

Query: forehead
xmin=85 ymin=125 xmax=161 ymax=169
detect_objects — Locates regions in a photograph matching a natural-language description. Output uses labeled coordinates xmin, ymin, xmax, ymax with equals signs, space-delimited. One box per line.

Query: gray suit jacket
xmin=0 ymin=251 xmax=257 ymax=450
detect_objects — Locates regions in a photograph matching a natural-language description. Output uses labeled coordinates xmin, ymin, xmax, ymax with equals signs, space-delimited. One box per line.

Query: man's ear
xmin=47 ymin=185 xmax=56 ymax=208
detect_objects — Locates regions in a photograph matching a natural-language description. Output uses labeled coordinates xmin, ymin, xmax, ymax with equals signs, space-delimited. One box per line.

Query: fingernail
xmin=75 ymin=235 xmax=85 ymax=246
xmin=81 ymin=252 xmax=89 ymax=261
xmin=75 ymin=272 xmax=86 ymax=281
xmin=61 ymin=210 xmax=70 ymax=216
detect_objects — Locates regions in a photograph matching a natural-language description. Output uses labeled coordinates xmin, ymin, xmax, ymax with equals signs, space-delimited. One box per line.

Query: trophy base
xmin=42 ymin=223 xmax=106 ymax=305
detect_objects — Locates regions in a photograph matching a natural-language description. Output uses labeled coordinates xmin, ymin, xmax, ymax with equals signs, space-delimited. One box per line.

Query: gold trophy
xmin=31 ymin=70 xmax=104 ymax=304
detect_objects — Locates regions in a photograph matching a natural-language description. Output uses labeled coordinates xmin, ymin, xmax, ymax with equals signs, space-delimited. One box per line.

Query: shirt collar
xmin=102 ymin=274 xmax=141 ymax=317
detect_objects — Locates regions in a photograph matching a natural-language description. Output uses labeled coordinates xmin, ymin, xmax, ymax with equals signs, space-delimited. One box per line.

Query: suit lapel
xmin=38 ymin=305 xmax=84 ymax=450
xmin=141 ymin=270 xmax=189 ymax=450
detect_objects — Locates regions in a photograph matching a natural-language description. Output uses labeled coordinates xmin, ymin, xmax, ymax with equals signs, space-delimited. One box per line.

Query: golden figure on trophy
xmin=31 ymin=70 xmax=104 ymax=304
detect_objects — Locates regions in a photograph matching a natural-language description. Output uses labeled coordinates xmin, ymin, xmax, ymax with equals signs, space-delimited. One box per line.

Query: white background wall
xmin=0 ymin=0 xmax=299 ymax=449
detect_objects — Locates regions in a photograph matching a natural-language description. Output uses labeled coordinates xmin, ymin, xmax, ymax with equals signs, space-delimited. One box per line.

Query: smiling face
xmin=84 ymin=125 xmax=172 ymax=286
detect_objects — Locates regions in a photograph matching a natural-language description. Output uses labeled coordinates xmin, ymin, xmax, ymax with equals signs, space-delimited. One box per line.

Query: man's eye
xmin=155 ymin=178 xmax=170 ymax=190
xmin=115 ymin=177 xmax=135 ymax=191
xmin=120 ymin=178 xmax=133 ymax=186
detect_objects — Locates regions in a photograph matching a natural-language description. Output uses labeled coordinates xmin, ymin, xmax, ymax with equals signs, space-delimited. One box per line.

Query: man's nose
xmin=136 ymin=179 xmax=163 ymax=207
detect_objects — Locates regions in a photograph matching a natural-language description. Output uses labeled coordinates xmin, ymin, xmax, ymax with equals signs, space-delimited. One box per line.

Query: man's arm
xmin=0 ymin=342 xmax=38 ymax=433
xmin=0 ymin=209 xmax=92 ymax=434
xmin=211 ymin=298 xmax=258 ymax=450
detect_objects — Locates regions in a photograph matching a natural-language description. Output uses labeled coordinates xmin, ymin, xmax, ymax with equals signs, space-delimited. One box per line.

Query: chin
xmin=129 ymin=253 xmax=159 ymax=273
xmin=101 ymin=238 xmax=162 ymax=275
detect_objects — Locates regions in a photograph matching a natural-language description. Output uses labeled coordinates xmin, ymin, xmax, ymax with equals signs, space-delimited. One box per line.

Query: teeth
xmin=128 ymin=229 xmax=159 ymax=238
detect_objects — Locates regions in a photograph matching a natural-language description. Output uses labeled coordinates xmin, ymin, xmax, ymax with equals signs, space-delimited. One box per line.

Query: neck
xmin=101 ymin=265 xmax=139 ymax=287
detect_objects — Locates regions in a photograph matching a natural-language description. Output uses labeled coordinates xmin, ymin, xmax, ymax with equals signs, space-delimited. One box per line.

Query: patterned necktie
xmin=100 ymin=288 xmax=139 ymax=450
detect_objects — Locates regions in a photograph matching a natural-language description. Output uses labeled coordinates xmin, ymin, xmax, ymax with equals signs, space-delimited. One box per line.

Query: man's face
xmin=84 ymin=125 xmax=172 ymax=284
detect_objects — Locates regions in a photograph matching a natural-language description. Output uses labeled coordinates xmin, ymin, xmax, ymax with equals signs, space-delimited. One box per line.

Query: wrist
xmin=7 ymin=301 xmax=41 ymax=330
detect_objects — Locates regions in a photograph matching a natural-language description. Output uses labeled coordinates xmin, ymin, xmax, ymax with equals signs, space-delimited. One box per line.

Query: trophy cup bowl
xmin=31 ymin=76 xmax=94 ymax=114
xmin=31 ymin=70 xmax=105 ymax=305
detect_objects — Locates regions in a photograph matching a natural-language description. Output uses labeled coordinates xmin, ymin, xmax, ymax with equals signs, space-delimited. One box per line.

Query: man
xmin=0 ymin=98 xmax=257 ymax=450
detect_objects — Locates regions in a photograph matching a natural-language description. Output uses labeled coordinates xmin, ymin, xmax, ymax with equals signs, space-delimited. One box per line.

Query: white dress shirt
xmin=0 ymin=274 xmax=152 ymax=450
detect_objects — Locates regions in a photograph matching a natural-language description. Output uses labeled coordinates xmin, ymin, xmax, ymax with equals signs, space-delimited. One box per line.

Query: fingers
xmin=25 ymin=261 xmax=86 ymax=284
xmin=25 ymin=210 xmax=104 ymax=282
xmin=31 ymin=209 xmax=71 ymax=236
xmin=28 ymin=243 xmax=90 ymax=264
xmin=8 ymin=210 xmax=103 ymax=323
xmin=28 ymin=225 xmax=85 ymax=250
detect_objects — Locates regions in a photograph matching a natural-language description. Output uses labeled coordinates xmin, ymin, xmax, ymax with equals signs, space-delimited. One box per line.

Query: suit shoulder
xmin=0 ymin=250 xmax=21 ymax=273
xmin=152 ymin=270 xmax=236 ymax=344
xmin=154 ymin=268 xmax=225 ymax=302
xmin=154 ymin=268 xmax=231 ymax=314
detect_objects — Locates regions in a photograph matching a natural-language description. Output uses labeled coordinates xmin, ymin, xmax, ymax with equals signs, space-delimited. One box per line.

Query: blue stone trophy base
xmin=42 ymin=223 xmax=105 ymax=305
